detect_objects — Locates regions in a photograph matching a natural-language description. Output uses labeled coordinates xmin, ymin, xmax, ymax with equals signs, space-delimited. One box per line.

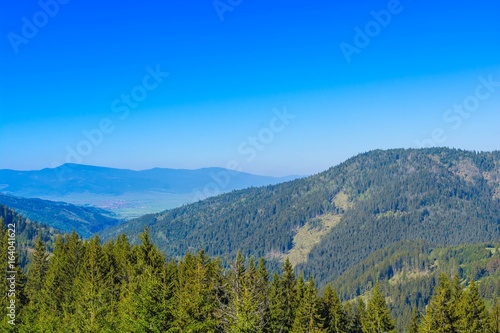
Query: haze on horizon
xmin=1 ymin=0 xmax=499 ymax=177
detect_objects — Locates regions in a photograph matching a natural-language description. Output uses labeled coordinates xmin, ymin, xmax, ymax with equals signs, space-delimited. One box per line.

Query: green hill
xmin=100 ymin=148 xmax=500 ymax=284
xmin=0 ymin=204 xmax=63 ymax=269
xmin=0 ymin=194 xmax=122 ymax=238
xmin=330 ymin=240 xmax=500 ymax=331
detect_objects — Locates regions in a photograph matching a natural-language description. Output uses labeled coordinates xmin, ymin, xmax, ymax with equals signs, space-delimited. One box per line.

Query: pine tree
xmin=295 ymin=272 xmax=306 ymax=311
xmin=282 ymin=258 xmax=298 ymax=332
xmin=292 ymin=276 xmax=324 ymax=332
xmin=322 ymin=285 xmax=348 ymax=333
xmin=450 ymin=274 xmax=463 ymax=325
xmin=23 ymin=234 xmax=49 ymax=332
xmin=345 ymin=300 xmax=364 ymax=333
xmin=256 ymin=257 xmax=270 ymax=332
xmin=457 ymin=280 xmax=491 ymax=333
xmin=40 ymin=231 xmax=84 ymax=331
xmin=73 ymin=235 xmax=112 ymax=332
xmin=26 ymin=234 xmax=49 ymax=303
xmin=269 ymin=272 xmax=285 ymax=333
xmin=268 ymin=258 xmax=297 ymax=333
xmin=134 ymin=228 xmax=171 ymax=332
xmin=406 ymin=308 xmax=419 ymax=333
xmin=362 ymin=283 xmax=395 ymax=333
xmin=222 ymin=251 xmax=260 ymax=333
xmin=170 ymin=251 xmax=219 ymax=332
xmin=104 ymin=237 xmax=126 ymax=330
xmin=492 ymin=298 xmax=500 ymax=333
xmin=419 ymin=273 xmax=458 ymax=333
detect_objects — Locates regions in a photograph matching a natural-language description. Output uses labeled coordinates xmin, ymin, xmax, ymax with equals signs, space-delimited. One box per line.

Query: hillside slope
xmin=330 ymin=240 xmax=500 ymax=331
xmin=100 ymin=148 xmax=500 ymax=283
xmin=0 ymin=194 xmax=121 ymax=237
xmin=0 ymin=204 xmax=63 ymax=268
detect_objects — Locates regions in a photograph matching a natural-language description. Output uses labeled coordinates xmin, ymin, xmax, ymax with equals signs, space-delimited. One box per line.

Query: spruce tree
xmin=170 ymin=251 xmax=219 ymax=332
xmin=419 ymin=273 xmax=458 ymax=333
xmin=268 ymin=258 xmax=297 ymax=333
xmin=282 ymin=258 xmax=298 ymax=332
xmin=39 ymin=235 xmax=66 ymax=331
xmin=492 ymin=298 xmax=500 ymax=333
xmin=457 ymin=280 xmax=492 ymax=333
xmin=322 ymin=285 xmax=348 ymax=333
xmin=73 ymin=235 xmax=112 ymax=332
xmin=269 ymin=272 xmax=285 ymax=333
xmin=256 ymin=257 xmax=270 ymax=332
xmin=344 ymin=300 xmax=364 ymax=333
xmin=292 ymin=276 xmax=323 ymax=332
xmin=295 ymin=272 xmax=306 ymax=311
xmin=131 ymin=228 xmax=171 ymax=332
xmin=23 ymin=234 xmax=49 ymax=332
xmin=362 ymin=283 xmax=395 ymax=333
xmin=223 ymin=251 xmax=262 ymax=333
xmin=406 ymin=308 xmax=419 ymax=333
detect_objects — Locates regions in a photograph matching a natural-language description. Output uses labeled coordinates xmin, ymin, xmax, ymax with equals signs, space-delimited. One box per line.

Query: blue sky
xmin=1 ymin=0 xmax=499 ymax=176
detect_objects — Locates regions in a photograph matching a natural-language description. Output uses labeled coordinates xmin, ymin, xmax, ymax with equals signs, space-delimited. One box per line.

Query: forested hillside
xmin=3 ymin=228 xmax=499 ymax=332
xmin=100 ymin=148 xmax=500 ymax=283
xmin=0 ymin=194 xmax=121 ymax=237
xmin=330 ymin=240 xmax=500 ymax=330
xmin=0 ymin=205 xmax=62 ymax=268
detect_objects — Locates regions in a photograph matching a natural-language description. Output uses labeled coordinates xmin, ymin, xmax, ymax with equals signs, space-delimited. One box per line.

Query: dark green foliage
xmin=1 ymin=228 xmax=499 ymax=332
xmin=322 ymin=285 xmax=348 ymax=333
xmin=23 ymin=234 xmax=49 ymax=328
xmin=292 ymin=276 xmax=323 ymax=332
xmin=457 ymin=280 xmax=492 ymax=333
xmin=0 ymin=194 xmax=121 ymax=237
xmin=0 ymin=204 xmax=62 ymax=269
xmin=492 ymin=298 xmax=500 ymax=333
xmin=419 ymin=273 xmax=458 ymax=333
xmin=362 ymin=283 xmax=396 ymax=333
xmin=99 ymin=148 xmax=500 ymax=287
xmin=330 ymin=240 xmax=500 ymax=331
xmin=406 ymin=308 xmax=419 ymax=333
xmin=268 ymin=258 xmax=298 ymax=333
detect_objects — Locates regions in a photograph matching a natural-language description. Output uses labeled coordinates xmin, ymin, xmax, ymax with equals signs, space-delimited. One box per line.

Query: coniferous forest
xmin=4 ymin=0 xmax=500 ymax=328
xmin=2 ymin=222 xmax=500 ymax=333
xmin=2 ymin=148 xmax=500 ymax=332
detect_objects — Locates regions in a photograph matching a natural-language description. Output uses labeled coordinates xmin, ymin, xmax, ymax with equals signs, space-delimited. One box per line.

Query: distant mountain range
xmin=0 ymin=164 xmax=301 ymax=218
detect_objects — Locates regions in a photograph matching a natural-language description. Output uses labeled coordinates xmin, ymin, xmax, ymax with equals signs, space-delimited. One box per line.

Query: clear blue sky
xmin=1 ymin=0 xmax=499 ymax=176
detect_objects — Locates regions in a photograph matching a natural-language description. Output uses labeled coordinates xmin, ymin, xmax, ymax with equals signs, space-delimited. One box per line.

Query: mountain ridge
xmin=99 ymin=147 xmax=500 ymax=283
